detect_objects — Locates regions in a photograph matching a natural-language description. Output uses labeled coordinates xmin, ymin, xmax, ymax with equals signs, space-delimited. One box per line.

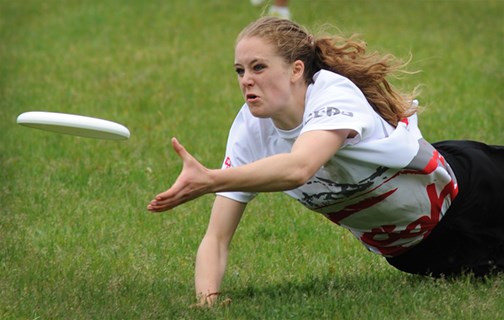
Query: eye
xmin=235 ymin=67 xmax=245 ymax=77
xmin=253 ymin=64 xmax=266 ymax=72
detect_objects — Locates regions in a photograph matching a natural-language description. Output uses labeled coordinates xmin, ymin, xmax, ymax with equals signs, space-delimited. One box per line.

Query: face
xmin=234 ymin=37 xmax=302 ymax=123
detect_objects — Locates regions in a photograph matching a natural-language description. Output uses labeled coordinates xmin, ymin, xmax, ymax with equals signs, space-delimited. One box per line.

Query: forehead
xmin=234 ymin=37 xmax=279 ymax=64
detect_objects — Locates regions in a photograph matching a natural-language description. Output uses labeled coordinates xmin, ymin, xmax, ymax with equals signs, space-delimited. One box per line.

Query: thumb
xmin=171 ymin=137 xmax=190 ymax=161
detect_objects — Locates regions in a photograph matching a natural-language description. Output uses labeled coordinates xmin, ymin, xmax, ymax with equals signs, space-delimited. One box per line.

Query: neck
xmin=272 ymin=110 xmax=303 ymax=130
xmin=272 ymin=82 xmax=308 ymax=130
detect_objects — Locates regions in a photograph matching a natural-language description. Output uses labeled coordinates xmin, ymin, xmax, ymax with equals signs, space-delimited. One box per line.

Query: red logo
xmin=224 ymin=156 xmax=232 ymax=169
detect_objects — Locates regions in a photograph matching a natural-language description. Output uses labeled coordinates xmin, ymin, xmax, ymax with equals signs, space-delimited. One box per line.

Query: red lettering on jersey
xmin=324 ymin=147 xmax=459 ymax=256
xmin=359 ymin=179 xmax=458 ymax=256
xmin=224 ymin=156 xmax=232 ymax=169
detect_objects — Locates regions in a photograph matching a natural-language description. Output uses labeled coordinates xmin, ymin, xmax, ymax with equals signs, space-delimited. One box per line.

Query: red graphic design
xmin=224 ymin=156 xmax=232 ymax=169
xmin=323 ymin=148 xmax=459 ymax=257
xmin=326 ymin=188 xmax=397 ymax=224
xmin=360 ymin=179 xmax=458 ymax=256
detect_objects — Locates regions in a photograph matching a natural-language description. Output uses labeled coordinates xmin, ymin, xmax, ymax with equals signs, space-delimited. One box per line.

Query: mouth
xmin=246 ymin=93 xmax=259 ymax=103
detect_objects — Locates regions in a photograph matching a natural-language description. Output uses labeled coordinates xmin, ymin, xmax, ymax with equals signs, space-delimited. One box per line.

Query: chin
xmin=246 ymin=105 xmax=268 ymax=118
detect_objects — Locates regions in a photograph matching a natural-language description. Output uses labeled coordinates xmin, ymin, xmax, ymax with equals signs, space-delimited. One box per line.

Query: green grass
xmin=1 ymin=0 xmax=503 ymax=319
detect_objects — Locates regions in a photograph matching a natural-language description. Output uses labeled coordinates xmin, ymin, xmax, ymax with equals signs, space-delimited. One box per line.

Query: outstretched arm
xmin=147 ymin=128 xmax=350 ymax=212
xmin=194 ymin=195 xmax=246 ymax=307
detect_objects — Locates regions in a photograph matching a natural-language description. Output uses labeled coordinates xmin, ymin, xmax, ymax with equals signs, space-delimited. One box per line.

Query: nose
xmin=240 ymin=71 xmax=254 ymax=87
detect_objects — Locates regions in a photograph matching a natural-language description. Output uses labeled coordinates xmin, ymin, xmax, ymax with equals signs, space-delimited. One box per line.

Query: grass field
xmin=1 ymin=0 xmax=503 ymax=319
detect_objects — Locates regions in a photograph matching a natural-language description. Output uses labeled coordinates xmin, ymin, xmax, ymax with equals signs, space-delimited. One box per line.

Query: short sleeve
xmin=300 ymin=71 xmax=377 ymax=145
xmin=215 ymin=105 xmax=258 ymax=203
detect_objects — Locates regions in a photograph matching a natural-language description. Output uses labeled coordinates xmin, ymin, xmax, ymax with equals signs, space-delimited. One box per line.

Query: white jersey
xmin=218 ymin=70 xmax=458 ymax=257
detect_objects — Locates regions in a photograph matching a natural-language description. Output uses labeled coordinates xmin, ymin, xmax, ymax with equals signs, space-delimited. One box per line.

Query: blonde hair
xmin=236 ymin=17 xmax=419 ymax=126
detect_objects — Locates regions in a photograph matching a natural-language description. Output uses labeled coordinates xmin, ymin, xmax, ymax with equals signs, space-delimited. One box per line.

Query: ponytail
xmin=312 ymin=36 xmax=418 ymax=126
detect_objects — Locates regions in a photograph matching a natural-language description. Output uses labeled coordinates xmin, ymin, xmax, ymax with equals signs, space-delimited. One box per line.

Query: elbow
xmin=288 ymin=166 xmax=315 ymax=189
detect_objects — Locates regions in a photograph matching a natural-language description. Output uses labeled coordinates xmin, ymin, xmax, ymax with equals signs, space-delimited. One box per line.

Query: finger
xmin=147 ymin=206 xmax=168 ymax=213
xmin=171 ymin=137 xmax=191 ymax=161
xmin=152 ymin=193 xmax=188 ymax=208
xmin=147 ymin=202 xmax=174 ymax=212
xmin=154 ymin=185 xmax=184 ymax=202
xmin=149 ymin=197 xmax=174 ymax=209
xmin=155 ymin=189 xmax=173 ymax=201
xmin=148 ymin=193 xmax=186 ymax=211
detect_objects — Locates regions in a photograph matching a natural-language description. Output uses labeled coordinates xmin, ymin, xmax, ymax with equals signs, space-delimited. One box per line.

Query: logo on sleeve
xmin=305 ymin=106 xmax=353 ymax=125
xmin=224 ymin=156 xmax=232 ymax=168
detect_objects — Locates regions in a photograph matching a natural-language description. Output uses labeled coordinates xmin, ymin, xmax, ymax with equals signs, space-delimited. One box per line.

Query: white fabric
xmin=217 ymin=70 xmax=458 ymax=257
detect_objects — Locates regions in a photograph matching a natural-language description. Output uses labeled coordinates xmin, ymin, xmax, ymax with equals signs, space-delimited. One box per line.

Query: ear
xmin=291 ymin=60 xmax=305 ymax=83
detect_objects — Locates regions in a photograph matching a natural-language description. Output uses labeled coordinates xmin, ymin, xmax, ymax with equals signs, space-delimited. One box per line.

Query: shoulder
xmin=226 ymin=104 xmax=276 ymax=157
xmin=229 ymin=104 xmax=275 ymax=138
xmin=302 ymin=70 xmax=377 ymax=140
xmin=312 ymin=70 xmax=363 ymax=93
xmin=306 ymin=70 xmax=373 ymax=118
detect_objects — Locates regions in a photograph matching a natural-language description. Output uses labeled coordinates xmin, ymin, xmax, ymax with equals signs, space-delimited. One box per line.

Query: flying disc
xmin=16 ymin=111 xmax=130 ymax=140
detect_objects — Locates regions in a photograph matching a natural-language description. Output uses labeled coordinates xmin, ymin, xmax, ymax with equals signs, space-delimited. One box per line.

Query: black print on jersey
xmin=304 ymin=106 xmax=354 ymax=125
xmin=298 ymin=166 xmax=388 ymax=207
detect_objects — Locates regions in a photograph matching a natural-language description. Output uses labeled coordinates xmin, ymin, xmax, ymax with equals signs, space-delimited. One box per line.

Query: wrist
xmin=208 ymin=168 xmax=223 ymax=193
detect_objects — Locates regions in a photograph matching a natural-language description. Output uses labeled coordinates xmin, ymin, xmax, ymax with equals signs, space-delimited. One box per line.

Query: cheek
xmin=265 ymin=71 xmax=291 ymax=98
xmin=267 ymin=82 xmax=290 ymax=101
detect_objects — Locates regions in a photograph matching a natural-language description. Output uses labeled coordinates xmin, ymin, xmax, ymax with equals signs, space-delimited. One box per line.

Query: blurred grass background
xmin=1 ymin=0 xmax=503 ymax=319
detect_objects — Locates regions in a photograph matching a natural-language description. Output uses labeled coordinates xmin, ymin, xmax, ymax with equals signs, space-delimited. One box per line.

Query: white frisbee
xmin=16 ymin=111 xmax=130 ymax=140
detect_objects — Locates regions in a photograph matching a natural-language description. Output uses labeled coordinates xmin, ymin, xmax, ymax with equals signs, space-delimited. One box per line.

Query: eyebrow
xmin=234 ymin=58 xmax=264 ymax=68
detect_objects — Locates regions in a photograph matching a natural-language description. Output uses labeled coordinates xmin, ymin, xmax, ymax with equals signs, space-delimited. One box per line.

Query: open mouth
xmin=246 ymin=94 xmax=259 ymax=102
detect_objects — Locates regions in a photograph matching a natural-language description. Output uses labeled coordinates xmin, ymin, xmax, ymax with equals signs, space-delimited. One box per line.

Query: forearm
xmin=208 ymin=130 xmax=350 ymax=194
xmin=195 ymin=235 xmax=228 ymax=299
xmin=210 ymin=153 xmax=311 ymax=193
xmin=192 ymin=197 xmax=244 ymax=306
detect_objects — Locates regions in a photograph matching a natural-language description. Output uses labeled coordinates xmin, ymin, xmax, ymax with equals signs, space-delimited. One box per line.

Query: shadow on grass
xmin=217 ymin=270 xmax=504 ymax=318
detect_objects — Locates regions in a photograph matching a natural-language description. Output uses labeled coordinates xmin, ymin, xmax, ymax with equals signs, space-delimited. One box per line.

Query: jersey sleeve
xmin=216 ymin=105 xmax=259 ymax=203
xmin=300 ymin=71 xmax=377 ymax=145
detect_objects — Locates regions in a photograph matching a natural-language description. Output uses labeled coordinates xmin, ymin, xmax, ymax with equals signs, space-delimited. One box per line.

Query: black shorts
xmin=386 ymin=140 xmax=504 ymax=277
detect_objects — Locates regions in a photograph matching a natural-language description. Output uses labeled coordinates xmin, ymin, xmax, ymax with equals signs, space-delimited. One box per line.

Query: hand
xmin=147 ymin=137 xmax=213 ymax=212
xmin=190 ymin=292 xmax=232 ymax=308
xmin=190 ymin=292 xmax=220 ymax=308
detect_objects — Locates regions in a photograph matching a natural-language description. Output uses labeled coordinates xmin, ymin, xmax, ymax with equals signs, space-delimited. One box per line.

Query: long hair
xmin=236 ymin=17 xmax=419 ymax=126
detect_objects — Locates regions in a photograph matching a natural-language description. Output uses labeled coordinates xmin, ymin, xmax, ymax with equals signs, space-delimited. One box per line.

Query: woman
xmin=147 ymin=17 xmax=504 ymax=306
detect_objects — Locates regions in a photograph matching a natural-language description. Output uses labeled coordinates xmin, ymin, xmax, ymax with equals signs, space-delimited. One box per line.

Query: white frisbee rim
xmin=16 ymin=111 xmax=130 ymax=140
